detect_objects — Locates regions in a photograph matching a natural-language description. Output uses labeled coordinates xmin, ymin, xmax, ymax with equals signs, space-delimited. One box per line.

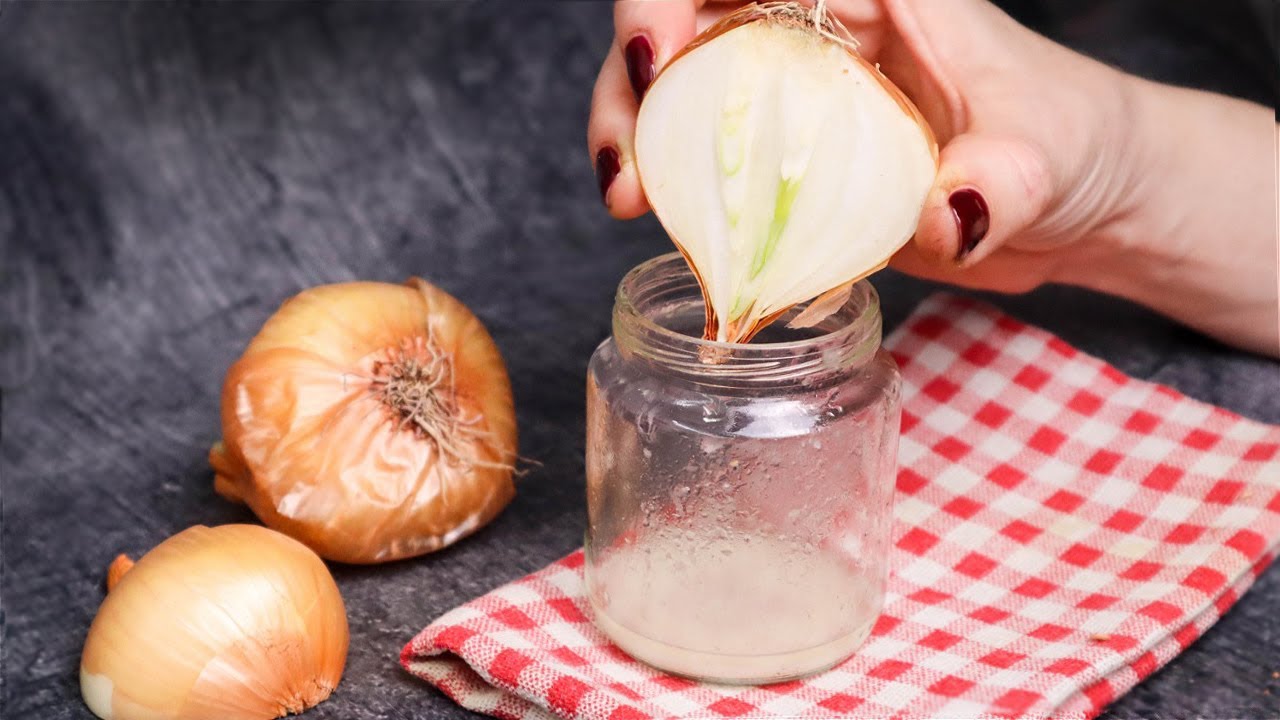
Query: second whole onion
xmin=80 ymin=525 xmax=348 ymax=720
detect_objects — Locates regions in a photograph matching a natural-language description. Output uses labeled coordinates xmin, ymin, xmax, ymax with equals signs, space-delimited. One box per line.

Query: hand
xmin=589 ymin=0 xmax=1142 ymax=293
xmin=588 ymin=0 xmax=1278 ymax=355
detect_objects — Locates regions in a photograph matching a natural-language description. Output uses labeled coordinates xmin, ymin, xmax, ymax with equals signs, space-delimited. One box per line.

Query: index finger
xmin=588 ymin=1 xmax=703 ymax=217
xmin=614 ymin=0 xmax=703 ymax=99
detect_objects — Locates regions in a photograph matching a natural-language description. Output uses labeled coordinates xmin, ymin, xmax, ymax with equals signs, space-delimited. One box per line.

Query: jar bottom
xmin=589 ymin=598 xmax=877 ymax=685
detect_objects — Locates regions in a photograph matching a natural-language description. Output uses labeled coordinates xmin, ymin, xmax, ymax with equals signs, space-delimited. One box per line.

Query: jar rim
xmin=612 ymin=253 xmax=883 ymax=386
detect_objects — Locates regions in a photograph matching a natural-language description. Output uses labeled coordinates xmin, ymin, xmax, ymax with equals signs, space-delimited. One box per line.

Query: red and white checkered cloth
xmin=401 ymin=293 xmax=1280 ymax=719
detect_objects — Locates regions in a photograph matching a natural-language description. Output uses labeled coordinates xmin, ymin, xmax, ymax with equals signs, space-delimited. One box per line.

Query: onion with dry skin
xmin=211 ymin=278 xmax=517 ymax=564
xmin=635 ymin=2 xmax=939 ymax=342
xmin=80 ymin=525 xmax=348 ymax=720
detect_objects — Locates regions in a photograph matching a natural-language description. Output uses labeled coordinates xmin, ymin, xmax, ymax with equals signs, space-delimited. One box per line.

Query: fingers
xmin=909 ymin=132 xmax=1054 ymax=267
xmin=587 ymin=1 xmax=700 ymax=218
xmin=589 ymin=49 xmax=647 ymax=218
xmin=614 ymin=0 xmax=701 ymax=94
xmin=888 ymin=240 xmax=1055 ymax=294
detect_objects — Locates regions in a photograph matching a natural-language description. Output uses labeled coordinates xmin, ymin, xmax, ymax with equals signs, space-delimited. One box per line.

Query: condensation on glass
xmin=585 ymin=254 xmax=902 ymax=684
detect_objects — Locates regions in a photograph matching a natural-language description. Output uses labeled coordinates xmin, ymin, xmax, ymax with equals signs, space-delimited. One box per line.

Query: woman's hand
xmin=588 ymin=0 xmax=1142 ymax=288
xmin=588 ymin=0 xmax=1279 ymax=356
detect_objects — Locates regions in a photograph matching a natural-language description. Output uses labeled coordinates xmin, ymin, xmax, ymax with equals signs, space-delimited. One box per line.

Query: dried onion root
xmin=635 ymin=1 xmax=938 ymax=342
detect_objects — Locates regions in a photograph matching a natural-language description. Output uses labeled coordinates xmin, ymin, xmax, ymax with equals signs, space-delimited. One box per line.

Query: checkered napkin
xmin=402 ymin=293 xmax=1280 ymax=719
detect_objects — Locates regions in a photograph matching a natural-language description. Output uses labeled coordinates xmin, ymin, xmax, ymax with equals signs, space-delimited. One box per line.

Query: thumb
xmin=912 ymin=132 xmax=1054 ymax=266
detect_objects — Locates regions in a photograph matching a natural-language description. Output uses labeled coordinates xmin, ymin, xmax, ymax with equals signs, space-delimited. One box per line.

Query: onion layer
xmin=80 ymin=525 xmax=348 ymax=720
xmin=211 ymin=278 xmax=517 ymax=564
xmin=635 ymin=2 xmax=938 ymax=342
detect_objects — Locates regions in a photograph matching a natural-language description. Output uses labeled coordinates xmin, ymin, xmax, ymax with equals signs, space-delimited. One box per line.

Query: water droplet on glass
xmin=670 ymin=485 xmax=691 ymax=517
xmin=701 ymin=397 xmax=726 ymax=423
xmin=636 ymin=411 xmax=657 ymax=441
xmin=640 ymin=498 xmax=659 ymax=528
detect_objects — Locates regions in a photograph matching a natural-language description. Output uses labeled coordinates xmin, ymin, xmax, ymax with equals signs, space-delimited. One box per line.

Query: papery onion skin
xmin=211 ymin=278 xmax=517 ymax=564
xmin=80 ymin=525 xmax=348 ymax=720
xmin=635 ymin=2 xmax=939 ymax=343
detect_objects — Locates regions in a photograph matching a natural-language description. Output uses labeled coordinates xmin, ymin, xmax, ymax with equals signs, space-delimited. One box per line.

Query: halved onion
xmin=635 ymin=2 xmax=938 ymax=342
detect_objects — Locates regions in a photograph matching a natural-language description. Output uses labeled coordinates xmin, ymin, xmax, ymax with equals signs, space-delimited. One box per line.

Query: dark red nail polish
xmin=595 ymin=147 xmax=620 ymax=206
xmin=950 ymin=188 xmax=990 ymax=259
xmin=625 ymin=35 xmax=655 ymax=103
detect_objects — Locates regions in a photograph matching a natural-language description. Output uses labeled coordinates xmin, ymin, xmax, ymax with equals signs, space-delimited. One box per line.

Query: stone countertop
xmin=2 ymin=1 xmax=1277 ymax=717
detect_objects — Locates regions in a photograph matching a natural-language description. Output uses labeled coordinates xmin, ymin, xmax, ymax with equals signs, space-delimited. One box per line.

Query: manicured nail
xmin=950 ymin=188 xmax=990 ymax=260
xmin=625 ymin=35 xmax=655 ymax=103
xmin=595 ymin=146 xmax=620 ymax=207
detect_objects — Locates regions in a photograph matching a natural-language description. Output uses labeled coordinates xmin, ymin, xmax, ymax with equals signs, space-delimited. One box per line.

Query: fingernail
xmin=595 ymin=146 xmax=620 ymax=207
xmin=950 ymin=188 xmax=990 ymax=260
xmin=625 ymin=35 xmax=655 ymax=103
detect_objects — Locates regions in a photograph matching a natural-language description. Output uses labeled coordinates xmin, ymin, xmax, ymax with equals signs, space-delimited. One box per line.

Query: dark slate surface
xmin=1 ymin=1 xmax=1277 ymax=718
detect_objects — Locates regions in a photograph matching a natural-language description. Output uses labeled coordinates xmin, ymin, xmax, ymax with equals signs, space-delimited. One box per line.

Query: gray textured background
xmin=2 ymin=1 xmax=1277 ymax=718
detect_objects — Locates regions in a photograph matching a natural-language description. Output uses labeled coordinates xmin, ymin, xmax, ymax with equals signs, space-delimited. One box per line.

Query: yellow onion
xmin=211 ymin=278 xmax=517 ymax=564
xmin=635 ymin=2 xmax=939 ymax=342
xmin=80 ymin=525 xmax=348 ymax=720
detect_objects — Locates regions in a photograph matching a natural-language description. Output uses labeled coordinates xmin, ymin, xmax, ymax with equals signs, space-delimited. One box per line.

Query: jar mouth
xmin=612 ymin=253 xmax=882 ymax=387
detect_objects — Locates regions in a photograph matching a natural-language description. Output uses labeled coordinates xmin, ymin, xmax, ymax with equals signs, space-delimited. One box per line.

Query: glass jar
xmin=585 ymin=253 xmax=901 ymax=684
